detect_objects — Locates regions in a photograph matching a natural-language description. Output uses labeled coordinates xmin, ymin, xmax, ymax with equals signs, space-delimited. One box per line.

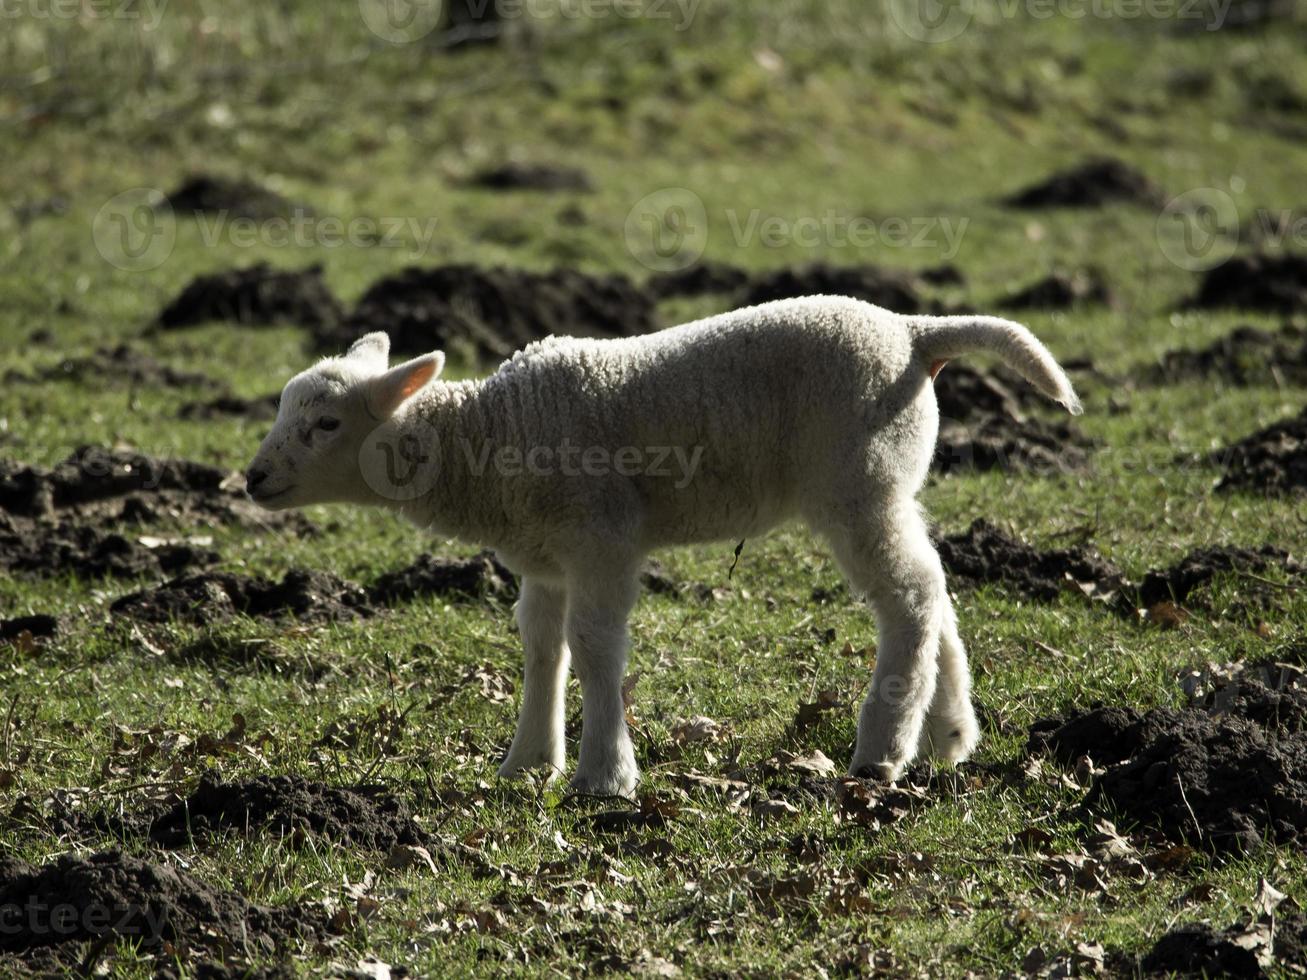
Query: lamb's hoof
xmin=498 ymin=753 xmax=563 ymax=783
xmin=569 ymin=766 xmax=640 ymax=799
xmin=850 ymin=759 xmax=907 ymax=783
xmin=927 ymin=709 xmax=981 ymax=764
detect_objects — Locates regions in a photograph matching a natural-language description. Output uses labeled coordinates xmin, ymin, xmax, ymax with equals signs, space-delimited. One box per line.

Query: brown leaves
xmin=834 ymin=776 xmax=925 ymax=830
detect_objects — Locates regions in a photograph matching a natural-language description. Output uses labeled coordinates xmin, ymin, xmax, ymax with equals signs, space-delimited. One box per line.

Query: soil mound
xmin=149 ymin=772 xmax=427 ymax=851
xmin=369 ymin=550 xmax=517 ymax=604
xmin=1028 ymin=680 xmax=1307 ymax=852
xmin=469 ymin=162 xmax=593 ymax=192
xmin=326 ymin=264 xmax=661 ymax=360
xmin=0 ymin=850 xmax=314 ymax=961
xmin=737 ymin=262 xmax=927 ymax=313
xmin=157 ymin=263 xmax=343 ymax=330
xmin=0 ymin=615 xmax=58 ymax=643
xmin=4 ymin=344 xmax=221 ymax=390
xmin=1143 ymin=323 xmax=1307 ymax=386
xmin=165 ymin=175 xmax=305 ymax=221
xmin=179 ymin=393 xmax=280 ymax=422
xmin=938 ymin=520 xmax=1299 ymax=612
xmin=646 ymin=261 xmax=752 ymax=301
xmin=1212 ymin=407 xmax=1307 ymax=495
xmin=0 ymin=513 xmax=216 ymax=579
xmin=1000 ymin=268 xmax=1116 ymax=310
xmin=1002 ymin=157 xmax=1165 ymax=209
xmin=1142 ymin=914 xmax=1306 ymax=977
xmin=1187 ymin=253 xmax=1307 ymax=314
xmin=110 ymin=569 xmax=371 ymax=625
xmin=937 ymin=519 xmax=1129 ymax=602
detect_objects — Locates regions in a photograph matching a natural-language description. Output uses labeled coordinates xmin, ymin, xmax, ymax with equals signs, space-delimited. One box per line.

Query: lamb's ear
xmin=365 ymin=352 xmax=445 ymax=419
xmin=347 ymin=332 xmax=390 ymax=370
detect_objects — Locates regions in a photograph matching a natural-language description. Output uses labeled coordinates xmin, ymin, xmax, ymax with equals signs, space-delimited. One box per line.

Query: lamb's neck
xmin=376 ymin=379 xmax=491 ymax=542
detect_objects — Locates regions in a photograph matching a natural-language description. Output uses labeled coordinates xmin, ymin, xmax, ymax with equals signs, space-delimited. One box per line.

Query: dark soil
xmin=110 ymin=552 xmax=520 ymax=624
xmin=149 ymin=772 xmax=428 ymax=851
xmin=164 ymin=175 xmax=306 ymax=221
xmin=3 ymin=343 xmax=221 ymax=390
xmin=938 ymin=519 xmax=1300 ymax=611
xmin=937 ymin=519 xmax=1130 ymax=603
xmin=931 ymin=364 xmax=1094 ymax=475
xmin=469 ymin=162 xmax=594 ymax=192
xmin=326 ymin=264 xmax=661 ymax=360
xmin=157 ymin=262 xmax=343 ymax=330
xmin=646 ymin=260 xmax=752 ymax=301
xmin=1142 ymin=323 xmax=1307 ymax=387
xmin=1028 ymin=680 xmax=1307 ymax=852
xmin=0 ymin=512 xmax=217 ymax=579
xmin=1002 ymin=157 xmax=1165 ymax=209
xmin=1187 ymin=253 xmax=1307 ymax=314
xmin=1211 ymin=407 xmax=1307 ymax=495
xmin=0 ymin=615 xmax=58 ymax=643
xmin=934 ymin=416 xmax=1092 ymax=475
xmin=1000 ymin=268 xmax=1116 ymax=310
xmin=0 ymin=850 xmax=314 ymax=962
xmin=737 ymin=262 xmax=929 ymax=313
xmin=369 ymin=550 xmax=518 ymax=604
xmin=110 ymin=569 xmax=372 ymax=625
xmin=178 ymin=393 xmax=280 ymax=422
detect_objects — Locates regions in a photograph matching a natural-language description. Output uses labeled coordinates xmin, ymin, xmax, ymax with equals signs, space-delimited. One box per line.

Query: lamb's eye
xmin=317 ymin=417 xmax=340 ymax=432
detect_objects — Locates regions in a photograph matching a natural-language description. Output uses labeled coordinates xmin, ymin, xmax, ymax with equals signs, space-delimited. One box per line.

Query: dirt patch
xmin=369 ymin=550 xmax=517 ymax=604
xmin=937 ymin=519 xmax=1129 ymax=603
xmin=1142 ymin=914 xmax=1306 ymax=978
xmin=1000 ymin=268 xmax=1116 ymax=310
xmin=1142 ymin=323 xmax=1307 ymax=386
xmin=1028 ymin=679 xmax=1307 ymax=852
xmin=1187 ymin=253 xmax=1307 ymax=314
xmin=737 ymin=262 xmax=930 ymax=313
xmin=179 ymin=393 xmax=280 ymax=422
xmin=646 ymin=260 xmax=752 ymax=301
xmin=157 ymin=262 xmax=343 ymax=330
xmin=1002 ymin=157 xmax=1165 ymax=209
xmin=325 ymin=264 xmax=661 ymax=360
xmin=1211 ymin=407 xmax=1307 ymax=495
xmin=469 ymin=162 xmax=594 ymax=192
xmin=932 ymin=365 xmax=1094 ymax=475
xmin=164 ymin=174 xmax=306 ymax=221
xmin=0 ymin=513 xmax=217 ymax=580
xmin=0 ymin=446 xmax=305 ymax=536
xmin=0 ymin=615 xmax=58 ymax=644
xmin=110 ymin=569 xmax=372 ymax=625
xmin=3 ymin=343 xmax=222 ymax=390
xmin=111 ymin=552 xmax=518 ymax=624
xmin=149 ymin=772 xmax=428 ymax=851
xmin=938 ymin=519 xmax=1299 ymax=612
xmin=0 ymin=850 xmax=314 ymax=966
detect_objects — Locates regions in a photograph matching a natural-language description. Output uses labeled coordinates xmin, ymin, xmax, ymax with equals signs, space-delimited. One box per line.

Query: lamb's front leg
xmin=566 ymin=568 xmax=640 ymax=797
xmin=499 ymin=578 xmax=569 ymax=781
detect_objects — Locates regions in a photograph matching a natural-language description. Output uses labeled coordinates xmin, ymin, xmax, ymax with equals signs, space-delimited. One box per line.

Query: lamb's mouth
xmin=250 ymin=485 xmax=296 ymax=506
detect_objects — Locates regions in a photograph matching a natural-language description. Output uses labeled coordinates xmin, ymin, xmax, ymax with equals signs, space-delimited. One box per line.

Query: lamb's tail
xmin=907 ymin=315 xmax=1083 ymax=415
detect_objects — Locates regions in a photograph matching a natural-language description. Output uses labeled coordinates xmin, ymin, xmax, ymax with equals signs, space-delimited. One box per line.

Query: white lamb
xmin=246 ymin=295 xmax=1081 ymax=796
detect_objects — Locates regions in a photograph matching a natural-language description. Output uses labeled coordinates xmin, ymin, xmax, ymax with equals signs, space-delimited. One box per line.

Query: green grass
xmin=1 ymin=1 xmax=1305 ymax=976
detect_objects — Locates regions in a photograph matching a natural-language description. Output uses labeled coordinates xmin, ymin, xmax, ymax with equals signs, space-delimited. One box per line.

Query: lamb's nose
xmin=245 ymin=468 xmax=268 ymax=494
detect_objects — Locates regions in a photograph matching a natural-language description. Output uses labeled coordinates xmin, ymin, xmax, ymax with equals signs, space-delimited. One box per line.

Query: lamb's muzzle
xmin=248 ymin=295 xmax=1081 ymax=796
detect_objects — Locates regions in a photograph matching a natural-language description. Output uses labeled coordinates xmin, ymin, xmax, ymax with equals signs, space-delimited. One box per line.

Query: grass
xmin=1 ymin=1 xmax=1305 ymax=975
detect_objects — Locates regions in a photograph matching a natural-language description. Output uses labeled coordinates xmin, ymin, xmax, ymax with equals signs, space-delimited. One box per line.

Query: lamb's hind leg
xmin=566 ymin=565 xmax=641 ymax=798
xmin=823 ymin=498 xmax=947 ymax=782
xmin=924 ymin=601 xmax=981 ymax=763
xmin=499 ymin=577 xmax=569 ymax=781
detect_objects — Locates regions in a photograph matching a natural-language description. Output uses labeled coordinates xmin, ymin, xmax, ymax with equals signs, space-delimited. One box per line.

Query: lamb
xmin=245 ymin=295 xmax=1082 ymax=796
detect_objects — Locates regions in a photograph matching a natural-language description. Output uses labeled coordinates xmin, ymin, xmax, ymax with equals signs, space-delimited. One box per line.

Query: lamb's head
xmin=245 ymin=332 xmax=444 ymax=510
